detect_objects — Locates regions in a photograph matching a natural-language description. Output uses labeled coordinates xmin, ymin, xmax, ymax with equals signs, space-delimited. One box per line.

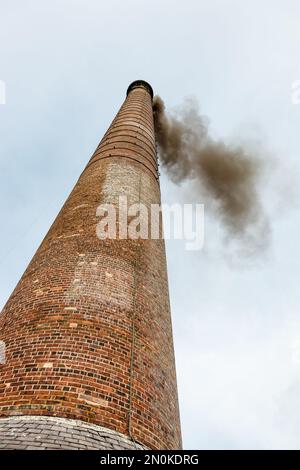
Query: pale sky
xmin=1 ymin=0 xmax=300 ymax=449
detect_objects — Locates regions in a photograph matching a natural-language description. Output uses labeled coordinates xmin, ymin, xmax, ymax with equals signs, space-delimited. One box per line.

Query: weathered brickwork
xmin=0 ymin=81 xmax=182 ymax=450
xmin=0 ymin=416 xmax=147 ymax=450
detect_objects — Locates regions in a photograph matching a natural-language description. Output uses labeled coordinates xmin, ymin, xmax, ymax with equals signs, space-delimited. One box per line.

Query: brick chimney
xmin=0 ymin=81 xmax=182 ymax=450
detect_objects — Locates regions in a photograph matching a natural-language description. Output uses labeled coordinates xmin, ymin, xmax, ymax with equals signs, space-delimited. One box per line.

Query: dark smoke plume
xmin=153 ymin=95 xmax=270 ymax=254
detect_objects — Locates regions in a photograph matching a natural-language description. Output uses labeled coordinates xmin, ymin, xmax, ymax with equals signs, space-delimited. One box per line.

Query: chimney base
xmin=0 ymin=415 xmax=147 ymax=450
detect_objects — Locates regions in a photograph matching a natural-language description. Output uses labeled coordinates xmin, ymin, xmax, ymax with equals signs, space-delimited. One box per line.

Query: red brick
xmin=0 ymin=81 xmax=182 ymax=450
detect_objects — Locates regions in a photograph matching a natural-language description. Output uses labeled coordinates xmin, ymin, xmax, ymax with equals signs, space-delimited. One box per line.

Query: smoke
xmin=153 ymin=95 xmax=271 ymax=255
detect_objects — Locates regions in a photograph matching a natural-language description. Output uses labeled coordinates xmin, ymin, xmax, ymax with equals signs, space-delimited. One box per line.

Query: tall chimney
xmin=0 ymin=81 xmax=182 ymax=450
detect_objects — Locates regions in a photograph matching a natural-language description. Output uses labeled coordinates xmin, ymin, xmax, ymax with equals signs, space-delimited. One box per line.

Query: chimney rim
xmin=126 ymin=80 xmax=154 ymax=99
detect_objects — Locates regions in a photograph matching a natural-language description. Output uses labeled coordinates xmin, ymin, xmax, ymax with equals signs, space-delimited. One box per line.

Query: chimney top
xmin=127 ymin=80 xmax=153 ymax=99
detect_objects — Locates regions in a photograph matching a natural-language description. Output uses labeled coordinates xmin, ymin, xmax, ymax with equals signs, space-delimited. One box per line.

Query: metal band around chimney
xmin=126 ymin=80 xmax=154 ymax=99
